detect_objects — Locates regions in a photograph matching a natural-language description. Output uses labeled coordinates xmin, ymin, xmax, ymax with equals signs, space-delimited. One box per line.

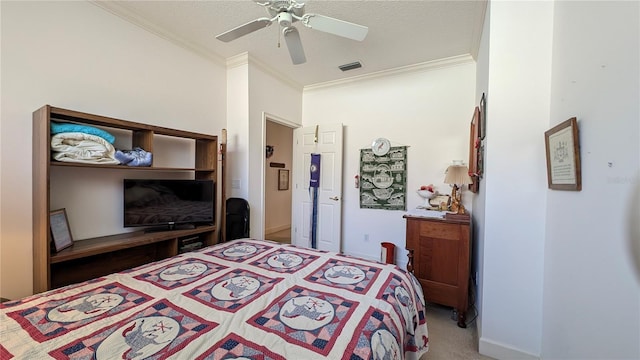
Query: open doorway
xmin=264 ymin=119 xmax=294 ymax=244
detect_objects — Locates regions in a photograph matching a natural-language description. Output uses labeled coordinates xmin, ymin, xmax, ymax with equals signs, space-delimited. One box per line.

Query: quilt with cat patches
xmin=0 ymin=239 xmax=428 ymax=360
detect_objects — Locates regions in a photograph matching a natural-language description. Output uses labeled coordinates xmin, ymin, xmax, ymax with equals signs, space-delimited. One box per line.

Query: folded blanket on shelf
xmin=115 ymin=147 xmax=152 ymax=167
xmin=50 ymin=121 xmax=115 ymax=144
xmin=51 ymin=132 xmax=119 ymax=164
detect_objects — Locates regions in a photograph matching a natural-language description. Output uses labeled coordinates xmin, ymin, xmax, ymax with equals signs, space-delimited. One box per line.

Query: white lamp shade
xmin=444 ymin=165 xmax=473 ymax=185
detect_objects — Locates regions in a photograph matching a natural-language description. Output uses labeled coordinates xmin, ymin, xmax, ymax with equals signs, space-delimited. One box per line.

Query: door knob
xmin=329 ymin=196 xmax=340 ymax=201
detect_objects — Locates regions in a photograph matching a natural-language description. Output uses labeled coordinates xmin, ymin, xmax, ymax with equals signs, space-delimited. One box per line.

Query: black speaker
xmin=225 ymin=198 xmax=250 ymax=241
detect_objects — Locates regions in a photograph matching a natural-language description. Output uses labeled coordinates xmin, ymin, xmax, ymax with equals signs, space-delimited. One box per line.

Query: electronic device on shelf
xmin=178 ymin=236 xmax=204 ymax=253
xmin=124 ymin=179 xmax=215 ymax=230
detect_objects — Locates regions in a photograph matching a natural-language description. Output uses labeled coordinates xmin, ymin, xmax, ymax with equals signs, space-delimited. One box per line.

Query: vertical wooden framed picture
xmin=479 ymin=93 xmax=487 ymax=140
xmin=468 ymin=106 xmax=480 ymax=193
xmin=278 ymin=169 xmax=289 ymax=190
xmin=50 ymin=208 xmax=73 ymax=252
xmin=545 ymin=117 xmax=581 ymax=190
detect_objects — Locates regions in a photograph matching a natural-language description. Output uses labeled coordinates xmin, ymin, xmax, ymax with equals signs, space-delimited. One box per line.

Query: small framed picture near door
xmin=278 ymin=169 xmax=289 ymax=190
xmin=50 ymin=208 xmax=73 ymax=252
xmin=544 ymin=117 xmax=581 ymax=191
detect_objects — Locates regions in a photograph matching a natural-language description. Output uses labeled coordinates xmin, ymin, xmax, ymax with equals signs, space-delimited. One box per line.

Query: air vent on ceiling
xmin=339 ymin=61 xmax=362 ymax=72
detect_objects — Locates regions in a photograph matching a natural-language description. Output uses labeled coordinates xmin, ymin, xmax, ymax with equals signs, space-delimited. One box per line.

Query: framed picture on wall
xmin=50 ymin=208 xmax=73 ymax=252
xmin=545 ymin=117 xmax=581 ymax=190
xmin=468 ymin=106 xmax=480 ymax=193
xmin=479 ymin=93 xmax=487 ymax=140
xmin=278 ymin=169 xmax=289 ymax=190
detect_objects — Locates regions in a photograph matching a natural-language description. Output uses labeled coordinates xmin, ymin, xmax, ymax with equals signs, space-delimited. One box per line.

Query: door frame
xmin=260 ymin=112 xmax=300 ymax=240
xmin=291 ymin=124 xmax=344 ymax=251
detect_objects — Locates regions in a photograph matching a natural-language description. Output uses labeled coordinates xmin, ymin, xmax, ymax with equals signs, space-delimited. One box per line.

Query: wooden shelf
xmin=50 ymin=226 xmax=215 ymax=264
xmin=33 ymin=105 xmax=219 ymax=293
xmin=49 ymin=106 xmax=217 ymax=141
xmin=50 ymin=162 xmax=215 ymax=172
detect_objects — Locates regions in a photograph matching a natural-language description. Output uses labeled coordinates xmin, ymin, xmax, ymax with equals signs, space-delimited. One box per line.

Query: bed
xmin=0 ymin=239 xmax=428 ymax=359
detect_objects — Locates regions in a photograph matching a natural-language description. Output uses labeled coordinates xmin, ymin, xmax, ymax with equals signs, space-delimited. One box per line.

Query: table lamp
xmin=444 ymin=161 xmax=473 ymax=214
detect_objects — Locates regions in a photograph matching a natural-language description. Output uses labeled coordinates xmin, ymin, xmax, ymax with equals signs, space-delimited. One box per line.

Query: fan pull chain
xmin=277 ymin=26 xmax=281 ymax=48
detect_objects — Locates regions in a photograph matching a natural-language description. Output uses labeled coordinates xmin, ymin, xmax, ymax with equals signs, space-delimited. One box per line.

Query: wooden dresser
xmin=404 ymin=214 xmax=471 ymax=327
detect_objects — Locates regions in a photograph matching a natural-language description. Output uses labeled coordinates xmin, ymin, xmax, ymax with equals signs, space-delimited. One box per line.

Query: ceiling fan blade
xmin=216 ymin=17 xmax=272 ymax=42
xmin=301 ymin=13 xmax=368 ymax=41
xmin=283 ymin=26 xmax=306 ymax=65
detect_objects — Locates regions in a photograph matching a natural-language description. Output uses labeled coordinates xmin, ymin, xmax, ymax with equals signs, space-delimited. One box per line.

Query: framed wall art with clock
xmin=359 ymin=144 xmax=407 ymax=210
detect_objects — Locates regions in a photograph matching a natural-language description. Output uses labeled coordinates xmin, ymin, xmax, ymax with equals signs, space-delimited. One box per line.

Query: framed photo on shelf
xmin=545 ymin=117 xmax=581 ymax=191
xmin=278 ymin=169 xmax=289 ymax=190
xmin=50 ymin=208 xmax=73 ymax=252
xmin=430 ymin=195 xmax=451 ymax=210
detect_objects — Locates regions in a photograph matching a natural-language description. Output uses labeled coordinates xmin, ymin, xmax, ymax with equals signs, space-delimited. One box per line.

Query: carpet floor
xmin=421 ymin=303 xmax=494 ymax=360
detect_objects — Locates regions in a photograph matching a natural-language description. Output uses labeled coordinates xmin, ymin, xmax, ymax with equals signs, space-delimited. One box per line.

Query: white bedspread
xmin=0 ymin=239 xmax=429 ymax=359
xmin=50 ymin=132 xmax=119 ymax=164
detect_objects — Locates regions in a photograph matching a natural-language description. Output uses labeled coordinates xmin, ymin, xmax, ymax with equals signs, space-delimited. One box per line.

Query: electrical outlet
xmin=364 ymin=234 xmax=369 ymax=242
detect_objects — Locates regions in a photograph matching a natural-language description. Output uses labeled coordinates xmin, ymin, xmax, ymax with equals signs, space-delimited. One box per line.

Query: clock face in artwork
xmin=371 ymin=137 xmax=391 ymax=156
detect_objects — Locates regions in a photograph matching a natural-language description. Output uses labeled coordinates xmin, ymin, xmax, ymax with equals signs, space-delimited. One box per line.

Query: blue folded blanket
xmin=115 ymin=147 xmax=152 ymax=167
xmin=51 ymin=122 xmax=115 ymax=144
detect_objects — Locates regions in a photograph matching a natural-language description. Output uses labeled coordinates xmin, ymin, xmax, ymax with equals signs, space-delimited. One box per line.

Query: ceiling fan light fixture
xmin=339 ymin=61 xmax=362 ymax=72
xmin=277 ymin=12 xmax=293 ymax=27
xmin=216 ymin=0 xmax=368 ymax=65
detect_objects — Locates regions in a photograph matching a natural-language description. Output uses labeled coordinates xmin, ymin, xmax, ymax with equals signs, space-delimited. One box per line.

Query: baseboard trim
xmin=479 ymin=337 xmax=540 ymax=360
xmin=343 ymin=250 xmax=379 ymax=263
xmin=345 ymin=249 xmax=410 ymax=269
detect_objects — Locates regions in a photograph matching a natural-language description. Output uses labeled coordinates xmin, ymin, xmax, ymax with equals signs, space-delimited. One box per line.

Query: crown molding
xmin=469 ymin=0 xmax=489 ymax=60
xmin=226 ymin=53 xmax=250 ymax=69
xmin=89 ymin=1 xmax=226 ymax=66
xmin=226 ymin=53 xmax=303 ymax=92
xmin=90 ymin=0 xmax=302 ymax=92
xmin=91 ymin=1 xmax=473 ymax=94
xmin=304 ymin=54 xmax=475 ymax=92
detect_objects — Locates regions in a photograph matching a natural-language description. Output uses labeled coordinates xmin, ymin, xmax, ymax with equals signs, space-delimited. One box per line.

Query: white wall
xmin=479 ymin=1 xmax=640 ymax=359
xmin=226 ymin=58 xmax=250 ymax=201
xmin=302 ymin=58 xmax=476 ymax=267
xmin=247 ymin=62 xmax=302 ymax=239
xmin=225 ymin=55 xmax=302 ymax=239
xmin=479 ymin=2 xmax=553 ymax=358
xmin=542 ymin=1 xmax=640 ymax=358
xmin=473 ymin=0 xmax=490 ymax=340
xmin=0 ymin=1 xmax=226 ymax=299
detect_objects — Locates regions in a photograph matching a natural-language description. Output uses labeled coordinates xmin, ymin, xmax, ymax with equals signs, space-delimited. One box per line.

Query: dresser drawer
xmin=418 ymin=221 xmax=460 ymax=241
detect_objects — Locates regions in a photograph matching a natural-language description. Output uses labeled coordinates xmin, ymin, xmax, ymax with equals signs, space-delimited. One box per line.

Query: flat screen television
xmin=124 ymin=179 xmax=214 ymax=230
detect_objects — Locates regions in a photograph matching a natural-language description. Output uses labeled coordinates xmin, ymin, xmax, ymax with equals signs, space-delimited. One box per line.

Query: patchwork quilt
xmin=0 ymin=239 xmax=428 ymax=359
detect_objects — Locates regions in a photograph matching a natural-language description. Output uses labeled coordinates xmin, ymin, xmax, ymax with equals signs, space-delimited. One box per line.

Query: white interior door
xmin=292 ymin=124 xmax=343 ymax=252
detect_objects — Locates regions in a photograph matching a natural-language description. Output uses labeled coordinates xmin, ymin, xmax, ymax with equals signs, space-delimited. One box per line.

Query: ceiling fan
xmin=215 ymin=0 xmax=368 ymax=65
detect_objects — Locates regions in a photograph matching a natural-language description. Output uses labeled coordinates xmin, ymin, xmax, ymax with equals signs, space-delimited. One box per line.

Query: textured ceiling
xmin=94 ymin=0 xmax=487 ymax=87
